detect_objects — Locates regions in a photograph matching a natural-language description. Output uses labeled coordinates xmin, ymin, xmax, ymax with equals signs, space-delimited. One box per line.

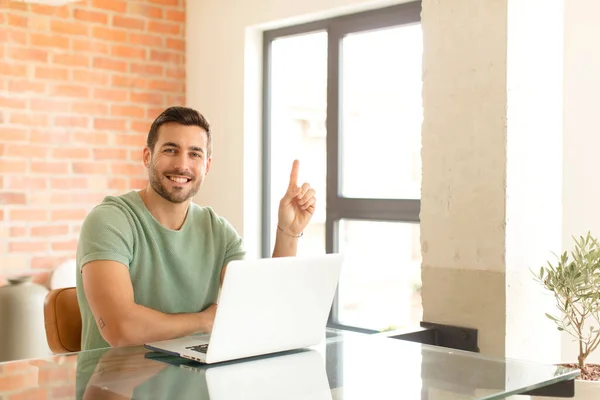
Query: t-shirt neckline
xmin=131 ymin=190 xmax=192 ymax=233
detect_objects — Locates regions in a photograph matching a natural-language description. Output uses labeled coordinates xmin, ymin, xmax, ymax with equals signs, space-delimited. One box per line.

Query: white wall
xmin=561 ymin=0 xmax=600 ymax=364
xmin=186 ymin=0 xmax=408 ymax=257
xmin=505 ymin=0 xmax=563 ymax=363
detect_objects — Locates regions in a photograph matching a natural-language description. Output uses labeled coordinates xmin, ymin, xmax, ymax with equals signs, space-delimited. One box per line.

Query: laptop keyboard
xmin=186 ymin=344 xmax=209 ymax=354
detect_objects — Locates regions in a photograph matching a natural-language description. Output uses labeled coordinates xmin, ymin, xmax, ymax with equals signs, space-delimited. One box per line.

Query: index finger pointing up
xmin=289 ymin=159 xmax=299 ymax=187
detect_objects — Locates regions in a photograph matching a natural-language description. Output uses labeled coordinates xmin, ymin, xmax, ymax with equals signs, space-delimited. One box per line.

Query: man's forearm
xmin=272 ymin=228 xmax=299 ymax=257
xmin=103 ymin=304 xmax=212 ymax=348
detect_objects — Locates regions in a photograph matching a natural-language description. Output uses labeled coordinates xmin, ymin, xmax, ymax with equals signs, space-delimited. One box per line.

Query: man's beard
xmin=148 ymin=164 xmax=201 ymax=204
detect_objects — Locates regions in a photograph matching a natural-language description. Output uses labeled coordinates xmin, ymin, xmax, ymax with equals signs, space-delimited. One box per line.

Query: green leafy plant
xmin=533 ymin=232 xmax=600 ymax=369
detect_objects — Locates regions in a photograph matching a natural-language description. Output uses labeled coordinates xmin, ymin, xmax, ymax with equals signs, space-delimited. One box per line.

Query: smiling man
xmin=75 ymin=106 xmax=316 ymax=351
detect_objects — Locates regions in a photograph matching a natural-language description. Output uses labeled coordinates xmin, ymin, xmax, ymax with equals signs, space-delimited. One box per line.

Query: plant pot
xmin=530 ymin=379 xmax=600 ymax=400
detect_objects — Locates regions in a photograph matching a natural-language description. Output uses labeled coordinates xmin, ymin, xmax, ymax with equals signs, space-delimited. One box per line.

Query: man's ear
xmin=205 ymin=157 xmax=212 ymax=175
xmin=143 ymin=148 xmax=152 ymax=168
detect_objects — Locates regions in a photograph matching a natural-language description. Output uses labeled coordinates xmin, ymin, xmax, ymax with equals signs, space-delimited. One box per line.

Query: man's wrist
xmin=276 ymin=224 xmax=303 ymax=238
xmin=272 ymin=226 xmax=300 ymax=257
xmin=197 ymin=310 xmax=209 ymax=333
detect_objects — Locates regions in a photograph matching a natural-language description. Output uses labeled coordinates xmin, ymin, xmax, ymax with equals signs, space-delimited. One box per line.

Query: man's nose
xmin=173 ymin=152 xmax=190 ymax=171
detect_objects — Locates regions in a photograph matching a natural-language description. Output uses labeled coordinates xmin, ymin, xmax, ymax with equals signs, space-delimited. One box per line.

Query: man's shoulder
xmin=188 ymin=203 xmax=236 ymax=231
xmin=102 ymin=190 xmax=140 ymax=208
xmin=89 ymin=191 xmax=140 ymax=215
xmin=188 ymin=203 xmax=219 ymax=226
xmin=81 ymin=191 xmax=141 ymax=229
xmin=189 ymin=202 xmax=216 ymax=217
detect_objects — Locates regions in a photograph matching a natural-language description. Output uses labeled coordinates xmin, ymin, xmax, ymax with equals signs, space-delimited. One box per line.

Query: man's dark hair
xmin=146 ymin=106 xmax=212 ymax=156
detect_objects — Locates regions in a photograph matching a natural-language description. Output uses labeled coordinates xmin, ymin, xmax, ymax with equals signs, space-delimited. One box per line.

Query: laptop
xmin=144 ymin=253 xmax=343 ymax=364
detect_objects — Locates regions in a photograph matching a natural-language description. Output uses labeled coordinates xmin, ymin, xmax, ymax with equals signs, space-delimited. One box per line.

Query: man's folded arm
xmin=82 ymin=260 xmax=216 ymax=347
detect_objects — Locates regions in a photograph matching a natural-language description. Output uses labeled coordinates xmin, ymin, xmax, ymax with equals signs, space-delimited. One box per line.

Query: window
xmin=262 ymin=2 xmax=422 ymax=333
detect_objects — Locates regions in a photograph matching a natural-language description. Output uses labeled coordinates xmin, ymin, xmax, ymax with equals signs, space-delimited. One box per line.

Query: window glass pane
xmin=340 ymin=24 xmax=423 ymax=199
xmin=269 ymin=32 xmax=328 ymax=255
xmin=337 ymin=219 xmax=422 ymax=331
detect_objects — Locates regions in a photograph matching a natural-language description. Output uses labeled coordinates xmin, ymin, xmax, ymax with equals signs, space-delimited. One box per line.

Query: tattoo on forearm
xmin=98 ymin=318 xmax=106 ymax=330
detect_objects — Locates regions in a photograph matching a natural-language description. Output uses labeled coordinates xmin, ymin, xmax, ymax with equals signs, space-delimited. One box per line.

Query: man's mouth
xmin=166 ymin=175 xmax=192 ymax=184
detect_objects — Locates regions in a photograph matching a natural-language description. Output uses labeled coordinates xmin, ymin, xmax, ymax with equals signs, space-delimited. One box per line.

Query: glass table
xmin=0 ymin=329 xmax=579 ymax=399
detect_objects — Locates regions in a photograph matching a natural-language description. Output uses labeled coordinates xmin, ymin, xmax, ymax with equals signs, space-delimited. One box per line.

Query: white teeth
xmin=167 ymin=176 xmax=189 ymax=183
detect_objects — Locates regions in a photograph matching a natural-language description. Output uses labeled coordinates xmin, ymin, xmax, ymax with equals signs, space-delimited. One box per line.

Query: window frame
xmin=262 ymin=1 xmax=422 ymax=333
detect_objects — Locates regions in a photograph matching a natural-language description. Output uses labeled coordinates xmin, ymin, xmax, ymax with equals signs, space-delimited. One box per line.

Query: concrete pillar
xmin=421 ymin=0 xmax=563 ymax=362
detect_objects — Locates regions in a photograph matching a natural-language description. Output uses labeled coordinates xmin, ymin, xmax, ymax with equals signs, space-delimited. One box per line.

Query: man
xmin=76 ymin=106 xmax=315 ymax=351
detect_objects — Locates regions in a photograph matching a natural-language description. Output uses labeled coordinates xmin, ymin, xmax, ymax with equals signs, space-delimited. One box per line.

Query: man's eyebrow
xmin=161 ymin=142 xmax=204 ymax=153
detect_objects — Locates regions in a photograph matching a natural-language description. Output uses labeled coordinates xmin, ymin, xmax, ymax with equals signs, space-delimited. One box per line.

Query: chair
xmin=43 ymin=287 xmax=82 ymax=353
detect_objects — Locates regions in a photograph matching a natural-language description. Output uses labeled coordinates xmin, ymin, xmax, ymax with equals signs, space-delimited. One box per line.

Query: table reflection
xmin=78 ymin=346 xmax=332 ymax=400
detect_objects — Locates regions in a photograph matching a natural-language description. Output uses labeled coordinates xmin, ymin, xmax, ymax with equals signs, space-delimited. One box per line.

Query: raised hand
xmin=277 ymin=160 xmax=316 ymax=237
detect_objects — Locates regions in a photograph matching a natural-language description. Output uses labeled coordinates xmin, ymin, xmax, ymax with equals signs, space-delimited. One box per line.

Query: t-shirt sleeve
xmin=77 ymin=204 xmax=134 ymax=271
xmin=220 ymin=217 xmax=246 ymax=266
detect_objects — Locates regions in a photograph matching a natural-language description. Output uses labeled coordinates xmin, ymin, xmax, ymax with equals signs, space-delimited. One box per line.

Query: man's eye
xmin=191 ymin=153 xmax=202 ymax=158
xmin=165 ymin=149 xmax=176 ymax=153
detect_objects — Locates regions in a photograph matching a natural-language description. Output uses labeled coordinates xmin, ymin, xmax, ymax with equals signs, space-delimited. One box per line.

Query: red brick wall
xmin=0 ymin=0 xmax=186 ymax=285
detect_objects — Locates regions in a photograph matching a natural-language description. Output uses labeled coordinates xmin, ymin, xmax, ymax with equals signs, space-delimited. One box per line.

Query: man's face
xmin=143 ymin=122 xmax=212 ymax=204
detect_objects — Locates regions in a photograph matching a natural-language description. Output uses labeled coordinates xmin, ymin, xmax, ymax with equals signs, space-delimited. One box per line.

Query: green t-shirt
xmin=75 ymin=191 xmax=246 ymax=351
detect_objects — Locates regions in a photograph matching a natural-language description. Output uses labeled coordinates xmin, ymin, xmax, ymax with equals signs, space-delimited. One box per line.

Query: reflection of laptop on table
xmin=145 ymin=349 xmax=332 ymax=400
xmin=145 ymin=254 xmax=343 ymax=364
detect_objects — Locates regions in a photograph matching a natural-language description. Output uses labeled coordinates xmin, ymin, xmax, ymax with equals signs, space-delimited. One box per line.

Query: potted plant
xmin=533 ymin=232 xmax=600 ymax=399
